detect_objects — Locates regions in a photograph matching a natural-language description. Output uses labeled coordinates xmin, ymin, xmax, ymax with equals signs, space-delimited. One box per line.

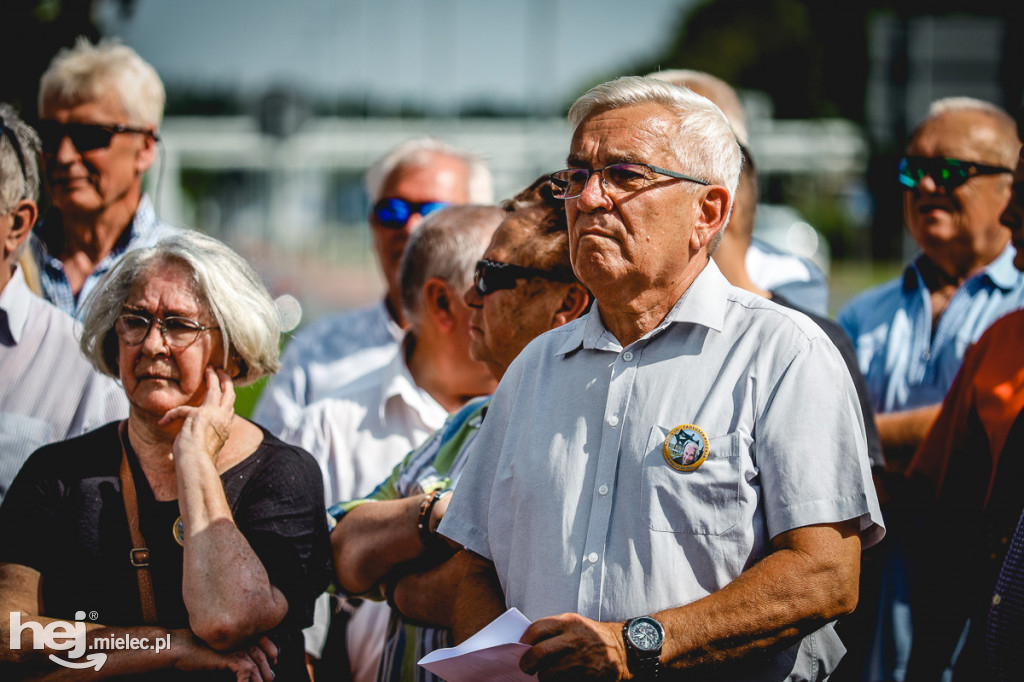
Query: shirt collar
xmin=377 ymin=338 xmax=443 ymax=424
xmin=0 ymin=266 xmax=32 ymax=344
xmin=35 ymin=194 xmax=159 ymax=260
xmin=555 ymin=260 xmax=728 ymax=356
xmin=904 ymin=243 xmax=1021 ymax=293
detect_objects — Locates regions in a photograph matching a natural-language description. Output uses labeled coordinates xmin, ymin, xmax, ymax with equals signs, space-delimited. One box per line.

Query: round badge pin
xmin=663 ymin=424 xmax=709 ymax=471
xmin=172 ymin=516 xmax=185 ymax=547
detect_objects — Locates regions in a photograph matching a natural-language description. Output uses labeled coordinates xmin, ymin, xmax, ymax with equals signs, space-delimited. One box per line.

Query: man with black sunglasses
xmin=838 ymin=96 xmax=1024 ymax=682
xmin=0 ymin=103 xmax=127 ymax=502
xmin=253 ymin=138 xmax=492 ymax=436
xmin=329 ymin=177 xmax=590 ymax=682
xmin=28 ymin=38 xmax=178 ymax=318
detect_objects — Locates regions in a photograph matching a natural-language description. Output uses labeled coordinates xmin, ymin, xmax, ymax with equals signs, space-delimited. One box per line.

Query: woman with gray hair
xmin=0 ymin=231 xmax=331 ymax=680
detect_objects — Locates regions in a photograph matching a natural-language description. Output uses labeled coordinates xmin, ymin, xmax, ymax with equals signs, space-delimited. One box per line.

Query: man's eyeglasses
xmin=549 ymin=163 xmax=709 ymax=200
xmin=372 ymin=198 xmax=450 ymax=229
xmin=115 ymin=312 xmax=219 ymax=349
xmin=474 ymin=259 xmax=574 ymax=296
xmin=898 ymin=156 xmax=1013 ymax=193
xmin=0 ymin=114 xmax=28 ymax=187
xmin=36 ymin=120 xmax=158 ymax=155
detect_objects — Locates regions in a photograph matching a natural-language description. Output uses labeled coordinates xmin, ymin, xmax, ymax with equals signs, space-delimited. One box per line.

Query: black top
xmin=772 ymin=292 xmax=885 ymax=470
xmin=0 ymin=421 xmax=333 ymax=680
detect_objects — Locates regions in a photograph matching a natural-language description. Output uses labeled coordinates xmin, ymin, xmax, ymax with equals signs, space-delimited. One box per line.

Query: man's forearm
xmin=876 ymin=404 xmax=941 ymax=471
xmin=451 ymin=552 xmax=506 ymax=643
xmin=389 ymin=550 xmax=472 ymax=629
xmin=653 ymin=522 xmax=861 ymax=673
xmin=332 ymin=496 xmax=428 ymax=595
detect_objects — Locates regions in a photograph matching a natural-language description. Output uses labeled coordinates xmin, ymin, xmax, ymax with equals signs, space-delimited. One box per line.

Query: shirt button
xmin=993 ymin=593 xmax=1003 ymax=606
xmin=587 ymin=552 xmax=599 ymax=564
xmin=598 ymin=484 xmax=609 ymax=495
xmin=608 ymin=415 xmax=619 ymax=427
xmin=922 ymin=350 xmax=931 ymax=361
xmin=622 ymin=351 xmax=634 ymax=362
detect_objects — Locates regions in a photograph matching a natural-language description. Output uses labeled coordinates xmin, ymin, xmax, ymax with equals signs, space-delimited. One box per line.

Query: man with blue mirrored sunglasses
xmin=254 ymin=139 xmax=493 ymax=438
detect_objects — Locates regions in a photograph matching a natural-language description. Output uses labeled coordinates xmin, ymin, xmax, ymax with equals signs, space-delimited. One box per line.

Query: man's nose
xmin=576 ymin=171 xmax=613 ymax=210
xmin=464 ymin=283 xmax=483 ymax=309
xmin=52 ymin=134 xmax=80 ymax=164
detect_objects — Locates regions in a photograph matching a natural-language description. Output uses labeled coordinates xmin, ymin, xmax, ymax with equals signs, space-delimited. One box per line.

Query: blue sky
xmin=96 ymin=0 xmax=697 ymax=113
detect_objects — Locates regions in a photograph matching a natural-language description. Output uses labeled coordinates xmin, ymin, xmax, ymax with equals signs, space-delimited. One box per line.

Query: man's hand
xmin=519 ymin=613 xmax=629 ymax=682
xmin=171 ymin=630 xmax=278 ymax=681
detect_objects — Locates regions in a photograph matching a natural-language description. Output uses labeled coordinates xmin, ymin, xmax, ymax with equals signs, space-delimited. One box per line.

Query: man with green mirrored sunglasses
xmin=838 ymin=96 xmax=1024 ymax=682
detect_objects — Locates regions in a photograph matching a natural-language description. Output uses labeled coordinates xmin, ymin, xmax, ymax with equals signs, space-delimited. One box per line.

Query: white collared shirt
xmin=279 ymin=345 xmax=448 ymax=508
xmin=0 ymin=267 xmax=128 ymax=501
xmin=253 ymin=301 xmax=404 ymax=436
xmin=441 ymin=260 xmax=884 ymax=681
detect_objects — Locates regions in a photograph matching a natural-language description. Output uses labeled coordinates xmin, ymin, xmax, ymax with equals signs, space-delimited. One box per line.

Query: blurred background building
xmin=2 ymin=0 xmax=1021 ymax=322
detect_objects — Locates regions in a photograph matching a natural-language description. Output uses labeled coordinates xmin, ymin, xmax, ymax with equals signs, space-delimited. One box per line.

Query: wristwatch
xmin=623 ymin=616 xmax=664 ymax=679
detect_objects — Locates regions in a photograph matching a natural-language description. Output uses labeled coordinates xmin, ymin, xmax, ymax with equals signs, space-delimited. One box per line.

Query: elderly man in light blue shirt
xmin=253 ymin=138 xmax=493 ymax=435
xmin=440 ymin=76 xmax=883 ymax=682
xmin=839 ymin=97 xmax=1023 ymax=463
xmin=836 ymin=97 xmax=1023 ymax=682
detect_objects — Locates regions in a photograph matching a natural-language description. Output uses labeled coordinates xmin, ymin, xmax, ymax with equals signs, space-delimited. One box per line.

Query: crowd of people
xmin=0 ymin=36 xmax=1022 ymax=682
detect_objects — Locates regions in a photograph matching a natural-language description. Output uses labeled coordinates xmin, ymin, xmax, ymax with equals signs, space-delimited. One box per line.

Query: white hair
xmin=364 ymin=137 xmax=493 ymax=204
xmin=647 ymin=69 xmax=748 ymax=146
xmin=912 ymin=97 xmax=1020 ymax=167
xmin=39 ymin=37 xmax=165 ymax=130
xmin=0 ymin=103 xmax=41 ymax=214
xmin=80 ymin=232 xmax=281 ymax=385
xmin=569 ymin=76 xmax=742 ymax=199
xmin=398 ymin=204 xmax=505 ymax=326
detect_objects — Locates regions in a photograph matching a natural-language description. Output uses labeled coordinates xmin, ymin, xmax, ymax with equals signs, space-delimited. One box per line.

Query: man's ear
xmin=4 ymin=199 xmax=38 ymax=260
xmin=423 ymin=278 xmax=456 ymax=332
xmin=551 ymin=282 xmax=591 ymax=328
xmin=689 ymin=185 xmax=731 ymax=251
xmin=134 ymin=129 xmax=158 ymax=175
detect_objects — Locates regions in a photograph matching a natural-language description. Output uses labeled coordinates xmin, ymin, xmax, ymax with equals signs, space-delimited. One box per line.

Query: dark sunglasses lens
xmin=899 ymin=158 xmax=970 ymax=192
xmin=374 ymin=199 xmax=411 ymax=228
xmin=38 ymin=122 xmax=113 ymax=153
xmin=897 ymin=158 xmax=919 ymax=189
xmin=474 ymin=262 xmax=520 ymax=296
xmin=71 ymin=125 xmax=114 ymax=152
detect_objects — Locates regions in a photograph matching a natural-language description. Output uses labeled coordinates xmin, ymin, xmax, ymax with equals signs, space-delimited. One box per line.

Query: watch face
xmin=628 ymin=618 xmax=663 ymax=652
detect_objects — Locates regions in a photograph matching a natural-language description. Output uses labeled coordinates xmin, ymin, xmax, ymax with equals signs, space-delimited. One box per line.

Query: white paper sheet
xmin=417 ymin=607 xmax=535 ymax=681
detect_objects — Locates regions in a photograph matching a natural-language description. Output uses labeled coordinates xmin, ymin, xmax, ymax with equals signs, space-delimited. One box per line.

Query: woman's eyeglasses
xmin=115 ymin=312 xmax=218 ymax=349
xmin=898 ymin=156 xmax=1013 ymax=193
xmin=36 ymin=120 xmax=158 ymax=155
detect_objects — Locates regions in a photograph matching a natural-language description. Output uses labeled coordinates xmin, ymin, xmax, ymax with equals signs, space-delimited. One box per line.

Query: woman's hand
xmin=160 ymin=366 xmax=235 ymax=464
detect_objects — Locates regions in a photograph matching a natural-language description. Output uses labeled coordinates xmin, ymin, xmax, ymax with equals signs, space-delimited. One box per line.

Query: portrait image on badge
xmin=663 ymin=424 xmax=709 ymax=471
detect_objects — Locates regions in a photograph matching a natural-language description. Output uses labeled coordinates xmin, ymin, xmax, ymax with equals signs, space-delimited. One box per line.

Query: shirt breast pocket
xmin=641 ymin=426 xmax=742 ymax=535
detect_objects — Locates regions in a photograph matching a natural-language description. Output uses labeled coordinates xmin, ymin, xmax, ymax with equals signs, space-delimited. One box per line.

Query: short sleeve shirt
xmin=440 ymin=261 xmax=884 ymax=681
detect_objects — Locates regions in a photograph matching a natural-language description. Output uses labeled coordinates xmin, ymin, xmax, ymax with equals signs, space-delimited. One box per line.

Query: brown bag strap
xmin=118 ymin=422 xmax=158 ymax=624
